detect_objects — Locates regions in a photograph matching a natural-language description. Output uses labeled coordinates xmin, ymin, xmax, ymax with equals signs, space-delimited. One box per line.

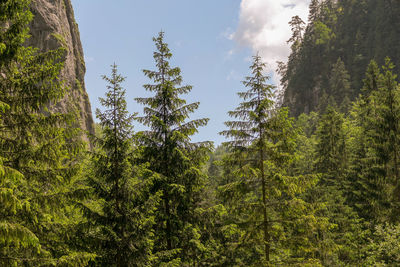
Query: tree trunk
xmin=258 ymin=110 xmax=269 ymax=262
xmin=260 ymin=147 xmax=270 ymax=262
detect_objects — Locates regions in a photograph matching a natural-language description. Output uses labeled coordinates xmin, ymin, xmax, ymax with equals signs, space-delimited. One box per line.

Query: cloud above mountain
xmin=232 ymin=0 xmax=310 ymax=76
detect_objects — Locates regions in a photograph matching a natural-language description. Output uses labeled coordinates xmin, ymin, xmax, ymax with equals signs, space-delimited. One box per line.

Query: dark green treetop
xmin=220 ymin=55 xmax=318 ymax=265
xmin=135 ymin=31 xmax=211 ymax=265
xmin=0 ymin=0 xmax=93 ymax=264
xmin=83 ymin=64 xmax=160 ymax=266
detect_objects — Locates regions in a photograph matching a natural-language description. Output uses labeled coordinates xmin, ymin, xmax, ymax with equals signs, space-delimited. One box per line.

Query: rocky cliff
xmin=28 ymin=0 xmax=94 ymax=135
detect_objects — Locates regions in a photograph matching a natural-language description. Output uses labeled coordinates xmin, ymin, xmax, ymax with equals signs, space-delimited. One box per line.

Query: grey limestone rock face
xmin=28 ymin=0 xmax=94 ymax=136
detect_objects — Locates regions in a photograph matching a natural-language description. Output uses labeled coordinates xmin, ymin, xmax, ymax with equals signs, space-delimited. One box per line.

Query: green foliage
xmin=0 ymin=0 xmax=90 ymax=264
xmin=348 ymin=60 xmax=386 ymax=222
xmin=219 ymin=55 xmax=318 ymax=265
xmin=314 ymin=21 xmax=334 ymax=45
xmin=348 ymin=59 xmax=400 ymax=224
xmin=283 ymin=0 xmax=400 ymax=116
xmin=135 ymin=31 xmax=211 ymax=264
xmin=82 ymin=64 xmax=160 ymax=266
xmin=315 ymin=107 xmax=348 ymax=178
xmin=291 ymin=113 xmax=318 ymax=175
xmin=288 ymin=15 xmax=306 ymax=54
xmin=3 ymin=1 xmax=400 ymax=265
xmin=311 ymin=106 xmax=361 ymax=265
xmin=0 ymin=0 xmax=32 ymax=65
xmin=329 ymin=58 xmax=352 ymax=112
xmin=363 ymin=223 xmax=400 ymax=266
xmin=0 ymin=155 xmax=41 ymax=266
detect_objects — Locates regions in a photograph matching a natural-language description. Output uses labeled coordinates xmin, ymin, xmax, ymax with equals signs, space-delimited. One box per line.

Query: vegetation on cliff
xmin=282 ymin=0 xmax=400 ymax=116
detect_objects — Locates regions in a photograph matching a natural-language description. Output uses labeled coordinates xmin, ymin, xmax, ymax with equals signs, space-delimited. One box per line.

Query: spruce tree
xmin=308 ymin=0 xmax=321 ymax=22
xmin=220 ymin=55 xmax=317 ymax=265
xmin=372 ymin=58 xmax=400 ymax=221
xmin=82 ymin=64 xmax=160 ymax=266
xmin=328 ymin=58 xmax=352 ymax=112
xmin=361 ymin=60 xmax=380 ymax=99
xmin=0 ymin=101 xmax=41 ymax=266
xmin=288 ymin=15 xmax=306 ymax=53
xmin=315 ymin=106 xmax=348 ymax=180
xmin=349 ymin=60 xmax=389 ymax=222
xmin=135 ymin=31 xmax=211 ymax=264
xmin=280 ymin=15 xmax=306 ymax=98
xmin=312 ymin=106 xmax=360 ymax=265
xmin=0 ymin=0 xmax=93 ymax=264
xmin=350 ymin=59 xmax=400 ymax=223
xmin=220 ymin=54 xmax=275 ymax=263
xmin=0 ymin=2 xmax=39 ymax=265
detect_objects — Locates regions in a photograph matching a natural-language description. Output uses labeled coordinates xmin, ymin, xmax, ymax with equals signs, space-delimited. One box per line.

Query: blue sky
xmin=70 ymin=0 xmax=310 ymax=145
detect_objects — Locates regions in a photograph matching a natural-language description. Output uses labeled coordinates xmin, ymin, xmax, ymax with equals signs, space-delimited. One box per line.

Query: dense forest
xmin=281 ymin=0 xmax=400 ymax=116
xmin=2 ymin=0 xmax=400 ymax=266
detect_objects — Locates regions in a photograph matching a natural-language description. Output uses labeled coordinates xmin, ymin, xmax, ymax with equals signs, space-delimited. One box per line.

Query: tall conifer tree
xmin=220 ymin=55 xmax=317 ymax=265
xmin=350 ymin=59 xmax=400 ymax=223
xmin=372 ymin=58 xmax=400 ymax=221
xmin=135 ymin=32 xmax=211 ymax=264
xmin=349 ymin=60 xmax=389 ymax=222
xmin=0 ymin=2 xmax=39 ymax=264
xmin=308 ymin=0 xmax=321 ymax=22
xmin=288 ymin=15 xmax=306 ymax=52
xmin=329 ymin=58 xmax=352 ymax=111
xmin=0 ymin=0 xmax=93 ymax=264
xmin=315 ymin=107 xmax=348 ymax=180
xmin=0 ymin=102 xmax=41 ymax=266
xmin=83 ymin=64 xmax=160 ymax=266
xmin=312 ymin=106 xmax=360 ymax=265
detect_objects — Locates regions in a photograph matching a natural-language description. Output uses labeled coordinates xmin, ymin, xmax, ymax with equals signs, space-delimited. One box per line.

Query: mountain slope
xmin=282 ymin=0 xmax=400 ymax=116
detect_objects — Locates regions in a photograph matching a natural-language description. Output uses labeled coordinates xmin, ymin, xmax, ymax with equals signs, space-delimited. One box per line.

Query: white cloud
xmin=233 ymin=0 xmax=310 ymax=76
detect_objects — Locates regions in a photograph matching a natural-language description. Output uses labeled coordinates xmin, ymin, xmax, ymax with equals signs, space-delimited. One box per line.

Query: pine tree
xmin=220 ymin=54 xmax=275 ymax=263
xmin=82 ymin=64 xmax=160 ymax=266
xmin=280 ymin=15 xmax=306 ymax=97
xmin=135 ymin=31 xmax=211 ymax=264
xmin=220 ymin=55 xmax=317 ymax=265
